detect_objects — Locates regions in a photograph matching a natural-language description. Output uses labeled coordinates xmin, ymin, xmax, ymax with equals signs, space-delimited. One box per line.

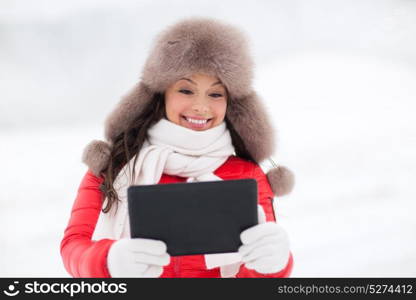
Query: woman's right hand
xmin=107 ymin=238 xmax=170 ymax=277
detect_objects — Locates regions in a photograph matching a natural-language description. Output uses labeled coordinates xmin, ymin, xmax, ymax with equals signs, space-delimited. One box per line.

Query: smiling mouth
xmin=181 ymin=115 xmax=213 ymax=127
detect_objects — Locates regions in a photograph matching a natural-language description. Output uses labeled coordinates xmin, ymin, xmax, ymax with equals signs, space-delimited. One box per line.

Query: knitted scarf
xmin=108 ymin=118 xmax=244 ymax=276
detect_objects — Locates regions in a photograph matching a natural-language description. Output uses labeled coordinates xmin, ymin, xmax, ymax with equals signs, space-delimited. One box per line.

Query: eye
xmin=210 ymin=93 xmax=223 ymax=98
xmin=179 ymin=89 xmax=193 ymax=95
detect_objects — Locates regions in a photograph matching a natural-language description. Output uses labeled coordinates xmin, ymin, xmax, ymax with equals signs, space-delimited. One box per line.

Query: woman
xmin=60 ymin=17 xmax=295 ymax=278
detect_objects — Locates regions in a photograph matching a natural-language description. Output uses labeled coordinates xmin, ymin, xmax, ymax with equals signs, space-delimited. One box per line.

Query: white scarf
xmin=93 ymin=118 xmax=245 ymax=277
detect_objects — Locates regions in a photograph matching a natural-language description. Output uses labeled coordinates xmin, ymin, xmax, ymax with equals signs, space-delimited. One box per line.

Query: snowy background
xmin=1 ymin=0 xmax=415 ymax=277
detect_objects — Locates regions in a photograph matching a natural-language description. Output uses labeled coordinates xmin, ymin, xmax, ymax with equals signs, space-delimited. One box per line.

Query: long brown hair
xmin=100 ymin=92 xmax=256 ymax=213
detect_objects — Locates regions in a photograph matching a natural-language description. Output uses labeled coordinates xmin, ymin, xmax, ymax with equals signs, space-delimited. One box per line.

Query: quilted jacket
xmin=60 ymin=155 xmax=293 ymax=277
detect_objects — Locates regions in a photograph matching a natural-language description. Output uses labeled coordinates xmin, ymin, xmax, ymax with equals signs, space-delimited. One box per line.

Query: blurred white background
xmin=1 ymin=0 xmax=415 ymax=277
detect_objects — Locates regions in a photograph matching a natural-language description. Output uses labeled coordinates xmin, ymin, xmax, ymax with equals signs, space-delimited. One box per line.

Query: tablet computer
xmin=127 ymin=179 xmax=258 ymax=256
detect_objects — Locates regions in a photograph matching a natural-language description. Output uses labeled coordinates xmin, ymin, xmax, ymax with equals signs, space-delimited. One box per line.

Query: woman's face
xmin=164 ymin=73 xmax=228 ymax=131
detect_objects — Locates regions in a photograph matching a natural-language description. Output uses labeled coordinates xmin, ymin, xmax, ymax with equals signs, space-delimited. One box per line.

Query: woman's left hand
xmin=238 ymin=222 xmax=290 ymax=274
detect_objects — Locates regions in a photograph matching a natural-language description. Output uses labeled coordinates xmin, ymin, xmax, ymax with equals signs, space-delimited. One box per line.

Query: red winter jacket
xmin=60 ymin=155 xmax=294 ymax=278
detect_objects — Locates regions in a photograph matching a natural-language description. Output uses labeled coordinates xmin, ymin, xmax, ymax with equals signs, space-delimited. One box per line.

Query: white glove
xmin=107 ymin=238 xmax=170 ymax=277
xmin=238 ymin=222 xmax=290 ymax=274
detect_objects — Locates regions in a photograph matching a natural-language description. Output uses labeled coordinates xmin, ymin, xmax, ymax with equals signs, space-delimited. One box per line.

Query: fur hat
xmin=82 ymin=17 xmax=294 ymax=197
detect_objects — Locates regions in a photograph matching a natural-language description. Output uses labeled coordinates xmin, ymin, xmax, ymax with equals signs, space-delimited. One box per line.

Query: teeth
xmin=186 ymin=117 xmax=208 ymax=124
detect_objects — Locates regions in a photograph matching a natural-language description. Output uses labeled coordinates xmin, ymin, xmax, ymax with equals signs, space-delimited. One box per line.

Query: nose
xmin=191 ymin=96 xmax=209 ymax=114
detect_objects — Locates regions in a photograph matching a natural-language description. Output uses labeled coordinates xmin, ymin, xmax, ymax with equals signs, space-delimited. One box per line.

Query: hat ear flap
xmin=266 ymin=165 xmax=295 ymax=197
xmin=82 ymin=140 xmax=112 ymax=177
xmin=83 ymin=82 xmax=155 ymax=177
xmin=104 ymin=82 xmax=154 ymax=141
xmin=226 ymin=92 xmax=275 ymax=163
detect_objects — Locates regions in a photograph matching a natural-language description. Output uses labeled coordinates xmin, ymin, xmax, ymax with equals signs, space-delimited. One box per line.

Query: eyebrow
xmin=180 ymin=77 xmax=223 ymax=87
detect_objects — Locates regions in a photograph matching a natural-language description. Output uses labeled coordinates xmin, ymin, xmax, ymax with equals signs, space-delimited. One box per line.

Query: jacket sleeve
xmin=236 ymin=163 xmax=294 ymax=278
xmin=60 ymin=170 xmax=116 ymax=277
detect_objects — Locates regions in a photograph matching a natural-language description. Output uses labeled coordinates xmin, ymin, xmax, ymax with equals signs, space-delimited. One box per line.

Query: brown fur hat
xmin=83 ymin=17 xmax=294 ymax=196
